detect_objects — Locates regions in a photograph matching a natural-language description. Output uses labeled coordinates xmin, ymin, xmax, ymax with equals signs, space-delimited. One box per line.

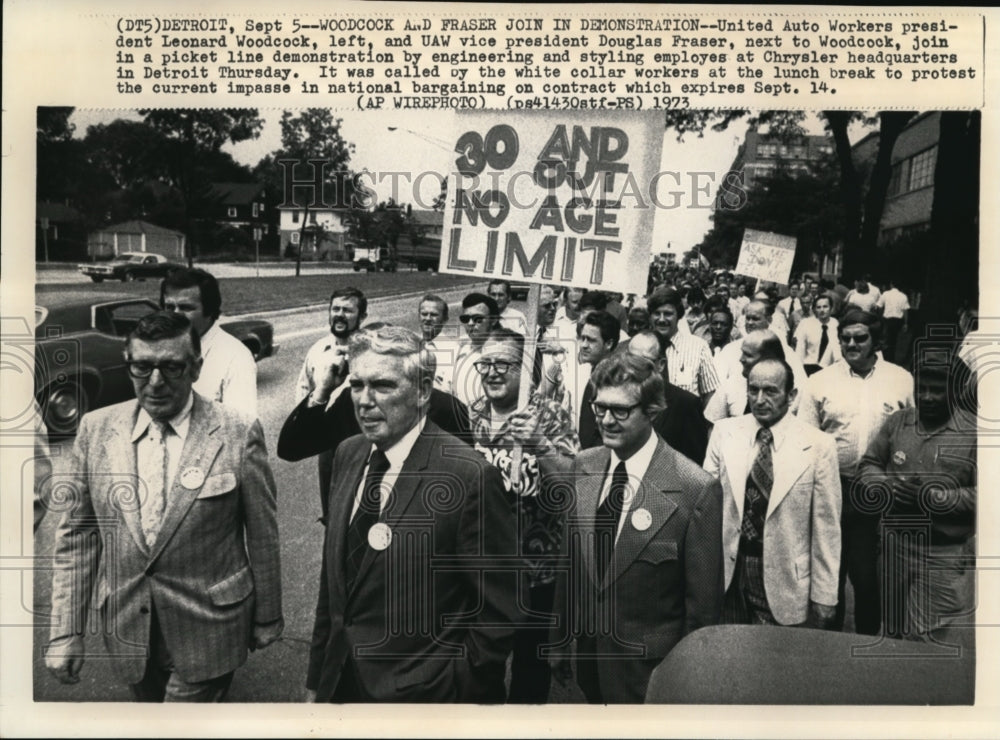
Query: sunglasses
xmin=459 ymin=314 xmax=488 ymax=325
xmin=127 ymin=361 xmax=188 ymax=379
xmin=473 ymin=359 xmax=515 ymax=376
xmin=840 ymin=334 xmax=871 ymax=345
xmin=590 ymin=402 xmax=642 ymax=421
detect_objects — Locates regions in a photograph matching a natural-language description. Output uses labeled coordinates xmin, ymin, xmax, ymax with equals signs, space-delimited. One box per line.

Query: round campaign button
xmin=892 ymin=450 xmax=907 ymax=466
xmin=631 ymin=508 xmax=652 ymax=532
xmin=367 ymin=522 xmax=393 ymax=551
xmin=180 ymin=466 xmax=205 ymax=490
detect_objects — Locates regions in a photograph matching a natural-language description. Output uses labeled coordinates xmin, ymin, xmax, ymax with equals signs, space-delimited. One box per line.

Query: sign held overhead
xmin=735 ymin=228 xmax=797 ymax=285
xmin=440 ymin=111 xmax=663 ymax=295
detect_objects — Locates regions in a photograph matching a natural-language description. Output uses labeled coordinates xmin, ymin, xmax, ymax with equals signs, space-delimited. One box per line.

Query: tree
xmin=138 ymin=109 xmax=264 ymax=265
xmin=664 ymin=109 xmax=915 ymax=282
xmin=268 ymin=109 xmax=354 ymax=275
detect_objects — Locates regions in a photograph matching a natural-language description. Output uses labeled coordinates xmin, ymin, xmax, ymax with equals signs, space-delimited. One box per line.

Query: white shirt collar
xmin=200 ymin=321 xmax=221 ymax=351
xmin=609 ymin=428 xmax=659 ymax=483
xmin=755 ymin=410 xmax=793 ymax=452
xmin=372 ymin=415 xmax=427 ymax=470
xmin=131 ymin=392 xmax=194 ymax=442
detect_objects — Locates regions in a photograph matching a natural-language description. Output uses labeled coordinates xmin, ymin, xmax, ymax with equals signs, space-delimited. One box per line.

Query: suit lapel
xmin=349 ymin=427 xmax=433 ymax=595
xmin=767 ymin=421 xmax=811 ymax=518
xmin=147 ymin=396 xmax=223 ymax=563
xmin=330 ymin=440 xmax=367 ymax=604
xmin=720 ymin=416 xmax=753 ymax=520
xmin=102 ymin=404 xmax=148 ymax=556
xmin=575 ymin=448 xmax=608 ymax=588
xmin=604 ymin=439 xmax=679 ymax=589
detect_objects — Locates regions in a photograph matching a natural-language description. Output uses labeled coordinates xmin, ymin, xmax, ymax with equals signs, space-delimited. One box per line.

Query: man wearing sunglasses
xmin=452 ymin=292 xmax=500 ymax=406
xmin=551 ymin=352 xmax=723 ymax=703
xmin=46 ymin=311 xmax=282 ymax=701
xmin=467 ymin=327 xmax=578 ymax=702
xmin=798 ymin=309 xmax=914 ymax=634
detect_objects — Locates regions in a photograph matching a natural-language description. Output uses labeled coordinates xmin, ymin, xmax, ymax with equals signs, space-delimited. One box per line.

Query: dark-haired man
xmin=705 ymin=358 xmax=840 ymax=628
xmin=161 ymin=267 xmax=258 ymax=419
xmin=798 ymin=309 xmax=914 ymax=634
xmin=46 ymin=311 xmax=282 ymax=701
xmin=647 ymin=287 xmax=719 ymax=407
xmin=552 ymin=353 xmax=723 ymax=703
xmin=488 ymin=279 xmax=527 ymax=334
xmin=453 ymin=292 xmax=500 ymax=406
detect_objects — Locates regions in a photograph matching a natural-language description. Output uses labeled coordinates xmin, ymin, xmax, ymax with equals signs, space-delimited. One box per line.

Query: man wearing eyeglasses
xmin=467 ymin=327 xmax=578 ymax=702
xmin=798 ymin=309 xmax=914 ymax=634
xmin=452 ymin=292 xmax=500 ymax=406
xmin=551 ymin=353 xmax=723 ymax=703
xmin=46 ymin=311 xmax=282 ymax=701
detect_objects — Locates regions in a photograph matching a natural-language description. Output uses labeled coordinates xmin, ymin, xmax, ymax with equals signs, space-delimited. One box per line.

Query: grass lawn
xmin=35 ymin=272 xmax=482 ymax=315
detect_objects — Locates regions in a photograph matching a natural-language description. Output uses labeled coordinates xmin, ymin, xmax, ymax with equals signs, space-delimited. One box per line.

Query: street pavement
xmin=31 ymin=287 xmax=586 ymax=703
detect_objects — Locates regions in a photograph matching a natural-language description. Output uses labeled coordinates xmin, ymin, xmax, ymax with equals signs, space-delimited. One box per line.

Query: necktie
xmin=532 ymin=326 xmax=546 ymax=387
xmin=739 ymin=427 xmax=773 ymax=547
xmin=818 ymin=323 xmax=829 ymax=364
xmin=346 ymin=450 xmax=390 ymax=589
xmin=594 ymin=461 xmax=628 ymax=577
xmin=141 ymin=420 xmax=170 ymax=548
xmin=790 ymin=298 xmax=799 ymax=315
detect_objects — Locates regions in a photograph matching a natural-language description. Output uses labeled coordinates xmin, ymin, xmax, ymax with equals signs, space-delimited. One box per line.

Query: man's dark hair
xmin=839 ymin=308 xmax=883 ymax=345
xmin=686 ymin=286 xmax=706 ymax=305
xmin=128 ymin=310 xmax=201 ymax=358
xmin=487 ymin=279 xmax=511 ymax=296
xmin=577 ymin=310 xmax=621 ymax=349
xmin=578 ymin=291 xmax=609 ymax=312
xmin=330 ymin=286 xmax=368 ymax=318
xmin=748 ymin=357 xmax=795 ymax=394
xmin=486 ymin=326 xmax=526 ymax=353
xmin=160 ymin=267 xmax=222 ymax=321
xmin=708 ymin=304 xmax=734 ymax=324
xmin=421 ymin=293 xmax=449 ymax=321
xmin=462 ymin=292 xmax=499 ymax=316
xmin=647 ymin=286 xmax=685 ymax=318
xmin=757 ymin=333 xmax=786 ymax=362
xmin=590 ymin=352 xmax=665 ymax=418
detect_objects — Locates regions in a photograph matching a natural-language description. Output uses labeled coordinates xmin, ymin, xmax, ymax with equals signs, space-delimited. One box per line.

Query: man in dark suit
xmin=550 ymin=352 xmax=724 ymax=703
xmin=626 ymin=330 xmax=709 ymax=465
xmin=576 ymin=310 xmax=622 ymax=450
xmin=278 ymin=322 xmax=471 ymax=523
xmin=305 ymin=325 xmax=517 ymax=702
xmin=45 ymin=312 xmax=282 ymax=701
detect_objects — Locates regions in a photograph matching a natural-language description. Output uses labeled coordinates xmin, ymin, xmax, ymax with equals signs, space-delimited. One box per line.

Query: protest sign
xmin=734 ymin=228 xmax=797 ymax=285
xmin=440 ymin=110 xmax=663 ymax=295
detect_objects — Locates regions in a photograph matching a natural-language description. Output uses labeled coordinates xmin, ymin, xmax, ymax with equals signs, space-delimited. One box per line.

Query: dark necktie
xmin=532 ymin=326 xmax=546 ymax=387
xmin=739 ymin=427 xmax=773 ymax=548
xmin=346 ymin=450 xmax=390 ymax=590
xmin=817 ymin=323 xmax=829 ymax=364
xmin=594 ymin=461 xmax=628 ymax=577
xmin=578 ymin=381 xmax=600 ymax=449
xmin=790 ymin=298 xmax=799 ymax=315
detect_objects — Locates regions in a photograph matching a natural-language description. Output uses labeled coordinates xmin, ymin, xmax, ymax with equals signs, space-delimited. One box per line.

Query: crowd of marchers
xmin=41 ymin=264 xmax=977 ymax=704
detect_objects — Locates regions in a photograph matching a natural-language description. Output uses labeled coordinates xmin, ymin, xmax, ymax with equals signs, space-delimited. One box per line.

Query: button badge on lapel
xmin=180 ymin=466 xmax=206 ymax=490
xmin=631 ymin=508 xmax=652 ymax=532
xmin=368 ymin=522 xmax=393 ymax=551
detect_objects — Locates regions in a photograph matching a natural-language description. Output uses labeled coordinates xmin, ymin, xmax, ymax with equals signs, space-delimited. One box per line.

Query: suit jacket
xmin=654 ymin=383 xmax=709 ymax=466
xmin=49 ymin=394 xmax=281 ymax=684
xmin=278 ymin=386 xmax=471 ymax=519
xmin=555 ymin=435 xmax=724 ymax=703
xmin=306 ymin=422 xmax=517 ymax=702
xmin=703 ymin=413 xmax=841 ymax=625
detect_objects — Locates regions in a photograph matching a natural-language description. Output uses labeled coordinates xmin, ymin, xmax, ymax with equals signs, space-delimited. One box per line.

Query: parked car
xmin=35 ymin=292 xmax=278 ymax=436
xmin=509 ymin=281 xmax=530 ymax=301
xmin=77 ymin=252 xmax=186 ymax=283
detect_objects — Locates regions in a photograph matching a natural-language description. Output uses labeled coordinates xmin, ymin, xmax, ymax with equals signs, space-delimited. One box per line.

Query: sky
xmin=69 ymin=108 xmax=862 ymax=258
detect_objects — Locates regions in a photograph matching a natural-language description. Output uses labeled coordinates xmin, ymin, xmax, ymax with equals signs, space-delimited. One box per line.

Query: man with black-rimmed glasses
xmin=467 ymin=327 xmax=578 ymax=703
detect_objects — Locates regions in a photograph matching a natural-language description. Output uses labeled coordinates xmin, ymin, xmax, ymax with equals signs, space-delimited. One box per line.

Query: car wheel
xmin=243 ymin=338 xmax=262 ymax=362
xmin=353 ymin=264 xmax=361 ymax=272
xmin=42 ymin=380 xmax=90 ymax=436
xmin=90 ymin=276 xmax=104 ymax=283
xmin=123 ymin=271 xmax=137 ymax=282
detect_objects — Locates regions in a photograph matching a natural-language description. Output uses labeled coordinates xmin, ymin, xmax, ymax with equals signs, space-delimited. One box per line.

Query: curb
xmin=229 ymin=282 xmax=485 ymax=321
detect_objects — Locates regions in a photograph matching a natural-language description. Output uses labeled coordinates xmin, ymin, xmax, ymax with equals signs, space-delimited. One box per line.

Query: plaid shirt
xmin=469 ymin=393 xmax=579 ymax=586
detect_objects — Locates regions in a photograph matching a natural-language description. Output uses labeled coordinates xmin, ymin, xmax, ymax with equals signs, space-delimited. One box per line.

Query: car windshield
xmin=126 ymin=254 xmax=146 ymax=263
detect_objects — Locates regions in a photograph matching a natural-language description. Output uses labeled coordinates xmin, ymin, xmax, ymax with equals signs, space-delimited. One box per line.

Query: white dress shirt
xmin=597 ymin=430 xmax=659 ymax=541
xmin=194 ymin=322 xmax=258 ymax=420
xmin=351 ymin=416 xmax=426 ymax=519
xmin=794 ymin=316 xmax=842 ymax=367
xmin=876 ymin=288 xmax=910 ymax=319
xmin=131 ymin=393 xmax=194 ymax=513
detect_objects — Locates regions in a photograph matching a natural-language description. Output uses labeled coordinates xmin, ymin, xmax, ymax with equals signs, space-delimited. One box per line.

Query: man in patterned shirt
xmin=468 ymin=327 xmax=579 ymax=703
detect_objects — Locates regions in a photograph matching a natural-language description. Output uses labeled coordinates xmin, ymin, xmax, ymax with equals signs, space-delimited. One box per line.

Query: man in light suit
xmin=45 ymin=311 xmax=282 ymax=701
xmin=552 ymin=353 xmax=724 ymax=703
xmin=704 ymin=358 xmax=841 ymax=628
xmin=305 ymin=325 xmax=517 ymax=703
